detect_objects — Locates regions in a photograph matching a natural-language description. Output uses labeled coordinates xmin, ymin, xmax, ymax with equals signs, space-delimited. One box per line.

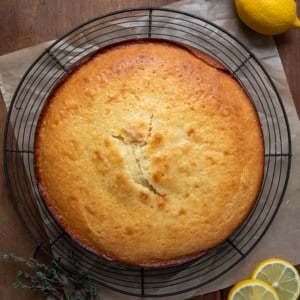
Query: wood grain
xmin=0 ymin=1 xmax=299 ymax=299
xmin=274 ymin=0 xmax=300 ymax=116
xmin=275 ymin=29 xmax=300 ymax=116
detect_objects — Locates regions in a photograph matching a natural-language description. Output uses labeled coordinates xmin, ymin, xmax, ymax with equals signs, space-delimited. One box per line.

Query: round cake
xmin=35 ymin=40 xmax=264 ymax=267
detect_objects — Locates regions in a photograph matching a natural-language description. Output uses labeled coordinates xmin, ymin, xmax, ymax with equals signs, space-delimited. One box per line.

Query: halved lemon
xmin=228 ymin=279 xmax=279 ymax=300
xmin=252 ymin=258 xmax=300 ymax=300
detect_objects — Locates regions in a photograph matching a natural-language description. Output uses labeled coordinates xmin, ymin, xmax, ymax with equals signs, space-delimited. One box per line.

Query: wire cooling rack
xmin=3 ymin=8 xmax=292 ymax=298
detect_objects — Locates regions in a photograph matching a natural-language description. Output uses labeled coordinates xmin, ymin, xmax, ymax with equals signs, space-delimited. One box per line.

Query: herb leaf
xmin=0 ymin=251 xmax=98 ymax=299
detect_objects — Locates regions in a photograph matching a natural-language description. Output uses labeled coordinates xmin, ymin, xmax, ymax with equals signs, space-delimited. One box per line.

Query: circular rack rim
xmin=3 ymin=7 xmax=292 ymax=298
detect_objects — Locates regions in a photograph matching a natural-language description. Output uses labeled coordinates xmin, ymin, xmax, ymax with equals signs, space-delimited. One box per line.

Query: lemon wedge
xmin=252 ymin=258 xmax=300 ymax=300
xmin=228 ymin=279 xmax=279 ymax=300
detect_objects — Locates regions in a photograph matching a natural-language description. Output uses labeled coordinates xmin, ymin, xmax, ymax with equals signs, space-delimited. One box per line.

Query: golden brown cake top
xmin=35 ymin=40 xmax=264 ymax=266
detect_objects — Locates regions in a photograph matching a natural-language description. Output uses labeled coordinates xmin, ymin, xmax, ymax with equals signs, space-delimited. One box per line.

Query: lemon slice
xmin=252 ymin=258 xmax=300 ymax=300
xmin=228 ymin=279 xmax=279 ymax=300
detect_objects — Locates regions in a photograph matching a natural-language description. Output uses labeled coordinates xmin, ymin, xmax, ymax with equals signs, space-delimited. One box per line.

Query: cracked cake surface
xmin=35 ymin=40 xmax=264 ymax=266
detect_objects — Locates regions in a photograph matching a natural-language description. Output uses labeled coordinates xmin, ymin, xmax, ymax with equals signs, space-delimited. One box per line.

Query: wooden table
xmin=0 ymin=1 xmax=299 ymax=299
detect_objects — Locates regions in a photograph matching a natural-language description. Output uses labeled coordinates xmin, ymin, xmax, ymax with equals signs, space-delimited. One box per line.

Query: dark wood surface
xmin=0 ymin=1 xmax=299 ymax=299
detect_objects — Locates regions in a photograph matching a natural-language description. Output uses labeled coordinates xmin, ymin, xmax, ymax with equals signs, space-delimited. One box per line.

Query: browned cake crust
xmin=35 ymin=39 xmax=264 ymax=267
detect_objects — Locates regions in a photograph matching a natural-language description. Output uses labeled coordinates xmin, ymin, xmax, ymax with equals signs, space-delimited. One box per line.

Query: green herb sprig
xmin=0 ymin=251 xmax=97 ymax=300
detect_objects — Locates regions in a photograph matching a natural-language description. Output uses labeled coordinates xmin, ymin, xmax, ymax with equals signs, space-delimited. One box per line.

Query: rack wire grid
xmin=3 ymin=7 xmax=292 ymax=298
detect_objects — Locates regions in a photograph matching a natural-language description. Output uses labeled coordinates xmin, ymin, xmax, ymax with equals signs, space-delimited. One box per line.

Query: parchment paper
xmin=0 ymin=0 xmax=299 ymax=299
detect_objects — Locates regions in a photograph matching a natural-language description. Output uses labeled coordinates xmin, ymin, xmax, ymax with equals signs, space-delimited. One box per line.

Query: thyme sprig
xmin=0 ymin=251 xmax=97 ymax=300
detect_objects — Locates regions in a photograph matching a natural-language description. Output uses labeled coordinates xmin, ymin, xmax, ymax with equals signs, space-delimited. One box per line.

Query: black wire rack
xmin=3 ymin=8 xmax=292 ymax=298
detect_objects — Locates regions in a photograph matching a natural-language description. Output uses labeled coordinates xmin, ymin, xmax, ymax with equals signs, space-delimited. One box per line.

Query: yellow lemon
xmin=234 ymin=0 xmax=300 ymax=35
xmin=228 ymin=279 xmax=279 ymax=300
xmin=252 ymin=258 xmax=300 ymax=300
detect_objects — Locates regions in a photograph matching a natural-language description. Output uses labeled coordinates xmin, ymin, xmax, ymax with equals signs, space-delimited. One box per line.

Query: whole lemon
xmin=235 ymin=0 xmax=300 ymax=35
